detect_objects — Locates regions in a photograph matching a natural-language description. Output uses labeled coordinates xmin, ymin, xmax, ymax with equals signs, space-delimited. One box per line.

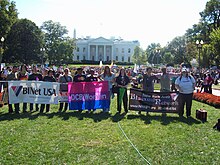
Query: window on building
xmin=92 ymin=56 xmax=95 ymax=61
xmin=128 ymin=57 xmax=130 ymax=62
xmin=107 ymin=47 xmax=110 ymax=53
xmin=128 ymin=48 xmax=131 ymax=53
xmin=116 ymin=48 xmax=118 ymax=53
xmin=83 ymin=56 xmax=86 ymax=60
xmin=83 ymin=47 xmax=86 ymax=52
xmin=122 ymin=48 xmax=124 ymax=53
xmin=77 ymin=56 xmax=79 ymax=60
xmin=107 ymin=56 xmax=109 ymax=61
xmin=92 ymin=47 xmax=95 ymax=52
xmin=77 ymin=47 xmax=79 ymax=52
xmin=122 ymin=56 xmax=124 ymax=62
xmin=116 ymin=56 xmax=118 ymax=61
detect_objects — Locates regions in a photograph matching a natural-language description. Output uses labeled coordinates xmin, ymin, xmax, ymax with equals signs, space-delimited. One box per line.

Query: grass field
xmin=0 ymin=89 xmax=220 ymax=164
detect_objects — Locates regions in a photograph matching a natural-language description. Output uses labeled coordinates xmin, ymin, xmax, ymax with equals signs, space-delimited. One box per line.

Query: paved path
xmin=211 ymin=89 xmax=220 ymax=96
xmin=195 ymin=87 xmax=220 ymax=96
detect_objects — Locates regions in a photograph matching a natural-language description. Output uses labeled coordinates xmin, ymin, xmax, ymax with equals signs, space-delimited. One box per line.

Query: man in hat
xmin=175 ymin=68 xmax=196 ymax=118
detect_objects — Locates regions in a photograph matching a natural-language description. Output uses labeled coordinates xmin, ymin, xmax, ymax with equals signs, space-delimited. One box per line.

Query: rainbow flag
xmin=68 ymin=81 xmax=110 ymax=110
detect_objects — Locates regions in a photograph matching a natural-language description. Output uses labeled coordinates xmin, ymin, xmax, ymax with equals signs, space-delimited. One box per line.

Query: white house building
xmin=73 ymin=37 xmax=140 ymax=62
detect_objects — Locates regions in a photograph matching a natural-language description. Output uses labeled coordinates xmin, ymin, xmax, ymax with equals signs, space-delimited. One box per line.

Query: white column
xmin=96 ymin=45 xmax=98 ymax=61
xmin=104 ymin=45 xmax=106 ymax=61
xmin=111 ymin=45 xmax=113 ymax=61
xmin=88 ymin=44 xmax=90 ymax=60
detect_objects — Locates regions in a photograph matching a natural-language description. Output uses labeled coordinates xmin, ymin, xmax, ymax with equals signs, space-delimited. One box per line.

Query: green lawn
xmin=0 ymin=95 xmax=220 ymax=164
xmin=213 ymin=84 xmax=220 ymax=90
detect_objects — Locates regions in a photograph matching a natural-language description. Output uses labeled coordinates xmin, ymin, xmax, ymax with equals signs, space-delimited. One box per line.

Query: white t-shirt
xmin=175 ymin=76 xmax=195 ymax=94
xmin=101 ymin=74 xmax=115 ymax=90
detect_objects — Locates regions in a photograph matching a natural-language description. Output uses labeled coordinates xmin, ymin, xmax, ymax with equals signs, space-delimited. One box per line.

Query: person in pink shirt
xmin=205 ymin=73 xmax=214 ymax=94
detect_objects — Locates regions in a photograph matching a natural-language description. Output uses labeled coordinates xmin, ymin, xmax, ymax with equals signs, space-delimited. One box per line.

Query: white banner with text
xmin=8 ymin=81 xmax=60 ymax=104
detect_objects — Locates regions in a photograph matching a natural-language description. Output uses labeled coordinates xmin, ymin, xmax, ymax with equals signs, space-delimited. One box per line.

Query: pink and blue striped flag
xmin=68 ymin=81 xmax=110 ymax=110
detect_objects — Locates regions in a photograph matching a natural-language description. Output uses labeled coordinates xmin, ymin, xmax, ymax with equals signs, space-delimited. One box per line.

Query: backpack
xmin=179 ymin=75 xmax=192 ymax=81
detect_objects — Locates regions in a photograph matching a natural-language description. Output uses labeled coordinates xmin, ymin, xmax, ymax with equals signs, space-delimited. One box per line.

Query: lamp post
xmin=155 ymin=48 xmax=160 ymax=65
xmin=0 ymin=37 xmax=5 ymax=70
xmin=196 ymin=40 xmax=203 ymax=73
xmin=40 ymin=48 xmax=45 ymax=66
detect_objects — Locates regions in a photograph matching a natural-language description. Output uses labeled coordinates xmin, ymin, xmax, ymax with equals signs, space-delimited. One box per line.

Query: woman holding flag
xmin=116 ymin=68 xmax=130 ymax=114
xmin=100 ymin=66 xmax=115 ymax=113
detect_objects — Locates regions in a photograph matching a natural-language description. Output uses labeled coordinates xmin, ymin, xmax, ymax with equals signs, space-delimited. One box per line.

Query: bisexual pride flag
xmin=68 ymin=81 xmax=110 ymax=110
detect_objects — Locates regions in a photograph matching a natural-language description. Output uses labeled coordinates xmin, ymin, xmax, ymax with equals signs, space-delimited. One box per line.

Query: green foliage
xmin=210 ymin=28 xmax=220 ymax=65
xmin=163 ymin=52 xmax=174 ymax=64
xmin=3 ymin=19 xmax=43 ymax=64
xmin=145 ymin=43 xmax=161 ymax=64
xmin=200 ymin=0 xmax=220 ymax=30
xmin=132 ymin=46 xmax=146 ymax=65
xmin=41 ymin=20 xmax=75 ymax=65
xmin=0 ymin=0 xmax=18 ymax=38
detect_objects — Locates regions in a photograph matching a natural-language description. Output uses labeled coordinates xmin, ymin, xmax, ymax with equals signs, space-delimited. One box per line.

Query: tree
xmin=0 ymin=0 xmax=18 ymax=38
xmin=145 ymin=43 xmax=161 ymax=64
xmin=0 ymin=0 xmax=18 ymax=64
xmin=41 ymin=20 xmax=74 ymax=64
xmin=132 ymin=46 xmax=144 ymax=65
xmin=3 ymin=19 xmax=43 ymax=64
xmin=200 ymin=0 xmax=220 ymax=30
xmin=210 ymin=28 xmax=220 ymax=66
xmin=166 ymin=36 xmax=187 ymax=64
xmin=163 ymin=52 xmax=174 ymax=65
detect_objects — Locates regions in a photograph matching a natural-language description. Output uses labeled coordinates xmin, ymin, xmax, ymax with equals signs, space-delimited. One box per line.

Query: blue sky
xmin=14 ymin=0 xmax=208 ymax=48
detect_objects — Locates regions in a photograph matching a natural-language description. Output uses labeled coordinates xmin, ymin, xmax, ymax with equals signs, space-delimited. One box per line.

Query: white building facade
xmin=73 ymin=37 xmax=140 ymax=62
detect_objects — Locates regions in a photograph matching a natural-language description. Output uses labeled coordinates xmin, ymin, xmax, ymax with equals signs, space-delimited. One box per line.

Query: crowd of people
xmin=0 ymin=63 xmax=219 ymax=118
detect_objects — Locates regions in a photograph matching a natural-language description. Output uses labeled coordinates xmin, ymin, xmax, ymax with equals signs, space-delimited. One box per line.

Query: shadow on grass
xmin=56 ymin=110 xmax=111 ymax=122
xmin=0 ymin=110 xmax=202 ymax=125
xmin=127 ymin=112 xmax=201 ymax=125
xmin=111 ymin=112 xmax=127 ymax=122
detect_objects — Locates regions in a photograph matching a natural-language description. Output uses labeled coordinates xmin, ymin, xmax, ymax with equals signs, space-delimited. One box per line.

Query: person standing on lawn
xmin=58 ymin=68 xmax=73 ymax=112
xmin=40 ymin=69 xmax=56 ymax=113
xmin=17 ymin=64 xmax=29 ymax=113
xmin=205 ymin=73 xmax=214 ymax=94
xmin=6 ymin=66 xmax=20 ymax=113
xmin=100 ymin=66 xmax=115 ymax=113
xmin=175 ymin=68 xmax=196 ymax=117
xmin=160 ymin=67 xmax=170 ymax=92
xmin=142 ymin=67 xmax=159 ymax=93
xmin=28 ymin=66 xmax=43 ymax=112
xmin=86 ymin=68 xmax=99 ymax=112
xmin=139 ymin=67 xmax=159 ymax=114
xmin=115 ymin=68 xmax=130 ymax=114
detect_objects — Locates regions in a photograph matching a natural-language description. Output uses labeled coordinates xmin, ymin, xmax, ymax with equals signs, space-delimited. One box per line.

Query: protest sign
xmin=68 ymin=81 xmax=110 ymax=110
xmin=129 ymin=88 xmax=179 ymax=113
xmin=8 ymin=81 xmax=60 ymax=104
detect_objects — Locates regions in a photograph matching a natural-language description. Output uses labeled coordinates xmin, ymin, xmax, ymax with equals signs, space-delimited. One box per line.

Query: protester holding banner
xmin=58 ymin=68 xmax=73 ymax=112
xmin=17 ymin=64 xmax=29 ymax=113
xmin=40 ymin=69 xmax=56 ymax=113
xmin=142 ymin=67 xmax=159 ymax=92
xmin=28 ymin=66 xmax=43 ymax=111
xmin=100 ymin=66 xmax=115 ymax=113
xmin=6 ymin=66 xmax=19 ymax=113
xmin=175 ymin=68 xmax=196 ymax=117
xmin=116 ymin=68 xmax=130 ymax=114
xmin=73 ymin=68 xmax=86 ymax=82
xmin=140 ymin=67 xmax=159 ymax=114
xmin=0 ymin=71 xmax=7 ymax=92
xmin=85 ymin=68 xmax=99 ymax=112
xmin=86 ymin=69 xmax=98 ymax=82
xmin=160 ymin=67 xmax=170 ymax=92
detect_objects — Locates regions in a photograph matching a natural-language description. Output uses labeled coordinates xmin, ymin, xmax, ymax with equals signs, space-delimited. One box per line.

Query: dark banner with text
xmin=129 ymin=88 xmax=179 ymax=113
